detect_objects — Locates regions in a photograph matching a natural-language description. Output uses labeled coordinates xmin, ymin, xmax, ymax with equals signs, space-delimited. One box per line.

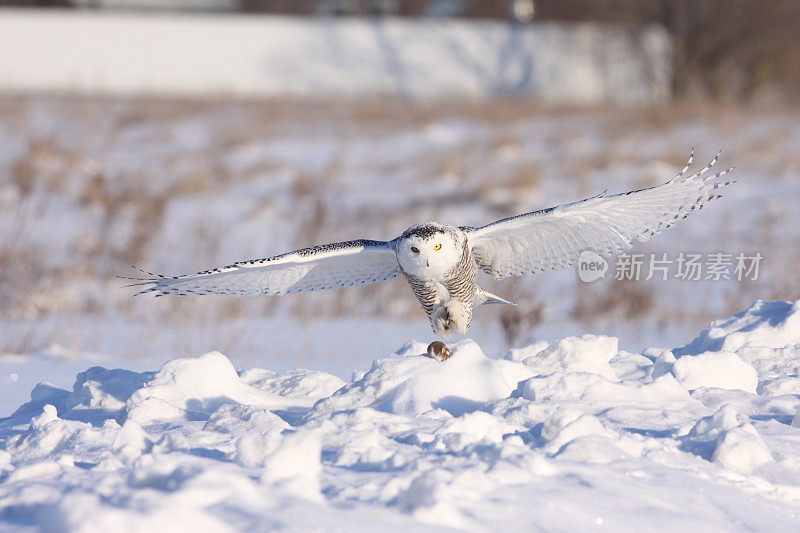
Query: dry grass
xmin=499 ymin=301 xmax=545 ymax=347
xmin=0 ymin=94 xmax=797 ymax=351
xmin=573 ymin=279 xmax=654 ymax=324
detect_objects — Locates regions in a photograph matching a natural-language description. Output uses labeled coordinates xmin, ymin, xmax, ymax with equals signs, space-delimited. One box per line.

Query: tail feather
xmin=475 ymin=286 xmax=516 ymax=306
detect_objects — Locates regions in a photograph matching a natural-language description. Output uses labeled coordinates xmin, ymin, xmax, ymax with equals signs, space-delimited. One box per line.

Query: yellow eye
xmin=411 ymin=246 xmax=419 ymax=253
xmin=434 ymin=244 xmax=442 ymax=250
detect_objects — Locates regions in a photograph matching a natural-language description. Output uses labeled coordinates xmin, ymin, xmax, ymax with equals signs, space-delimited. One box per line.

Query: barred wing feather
xmin=132 ymin=239 xmax=401 ymax=296
xmin=468 ymin=151 xmax=734 ymax=280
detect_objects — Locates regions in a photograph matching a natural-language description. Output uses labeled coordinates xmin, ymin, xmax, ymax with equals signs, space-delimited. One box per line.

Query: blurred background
xmin=0 ymin=0 xmax=799 ymax=383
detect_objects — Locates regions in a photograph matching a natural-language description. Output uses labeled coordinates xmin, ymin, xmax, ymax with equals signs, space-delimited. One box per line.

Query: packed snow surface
xmin=3 ymin=300 xmax=800 ymax=531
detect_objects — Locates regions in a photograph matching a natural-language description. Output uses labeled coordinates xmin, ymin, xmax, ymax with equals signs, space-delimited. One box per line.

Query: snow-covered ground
xmin=3 ymin=299 xmax=800 ymax=531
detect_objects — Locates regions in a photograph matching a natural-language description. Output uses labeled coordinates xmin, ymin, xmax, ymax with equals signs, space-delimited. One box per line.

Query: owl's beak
xmin=426 ymin=259 xmax=430 ymax=267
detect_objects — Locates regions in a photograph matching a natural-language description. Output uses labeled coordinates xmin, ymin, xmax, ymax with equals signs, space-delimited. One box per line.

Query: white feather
xmin=133 ymin=239 xmax=401 ymax=296
xmin=468 ymin=151 xmax=734 ymax=279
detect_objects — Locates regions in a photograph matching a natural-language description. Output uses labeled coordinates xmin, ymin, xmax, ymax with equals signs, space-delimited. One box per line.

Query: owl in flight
xmin=133 ymin=151 xmax=732 ymax=339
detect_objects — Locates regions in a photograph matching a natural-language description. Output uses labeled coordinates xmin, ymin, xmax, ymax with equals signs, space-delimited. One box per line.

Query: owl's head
xmin=396 ymin=222 xmax=463 ymax=278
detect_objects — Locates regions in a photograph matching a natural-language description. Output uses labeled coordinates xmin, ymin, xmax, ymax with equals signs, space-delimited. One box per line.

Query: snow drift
xmin=3 ymin=299 xmax=800 ymax=531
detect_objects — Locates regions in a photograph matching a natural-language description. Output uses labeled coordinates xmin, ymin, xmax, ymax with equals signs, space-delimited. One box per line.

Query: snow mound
xmin=5 ymin=404 xmax=120 ymax=466
xmin=204 ymin=404 xmax=290 ymax=436
xmin=503 ymin=340 xmax=549 ymax=362
xmin=682 ymin=405 xmax=773 ymax=474
xmin=677 ymin=300 xmax=800 ymax=355
xmin=686 ymin=404 xmax=741 ymax=440
xmin=259 ymin=430 xmax=323 ymax=501
xmin=125 ymin=351 xmax=309 ymax=424
xmin=711 ymin=424 xmax=774 ymax=474
xmin=67 ymin=366 xmax=154 ymax=418
xmin=514 ymin=370 xmax=690 ymax=407
xmin=541 ymin=408 xmax=617 ymax=457
xmin=311 ymin=340 xmax=535 ymax=417
xmin=239 ymin=368 xmax=345 ymax=401
xmin=431 ymin=410 xmax=520 ymax=453
xmin=671 ymin=299 xmax=800 ymax=397
xmin=520 ymin=334 xmax=619 ymax=381
xmin=671 ymin=351 xmax=758 ymax=393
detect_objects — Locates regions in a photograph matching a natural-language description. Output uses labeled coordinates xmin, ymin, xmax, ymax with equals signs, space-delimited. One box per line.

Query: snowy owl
xmin=131 ymin=151 xmax=732 ymax=339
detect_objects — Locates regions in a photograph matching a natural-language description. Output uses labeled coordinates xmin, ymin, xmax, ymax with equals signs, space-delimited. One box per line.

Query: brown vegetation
xmin=0 ymin=95 xmax=796 ymax=353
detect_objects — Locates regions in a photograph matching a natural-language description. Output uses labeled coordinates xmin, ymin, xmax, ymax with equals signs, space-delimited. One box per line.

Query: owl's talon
xmin=427 ymin=341 xmax=452 ymax=361
xmin=432 ymin=305 xmax=453 ymax=336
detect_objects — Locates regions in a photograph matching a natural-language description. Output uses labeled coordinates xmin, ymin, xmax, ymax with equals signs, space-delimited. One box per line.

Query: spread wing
xmin=130 ymin=239 xmax=402 ymax=296
xmin=468 ymin=151 xmax=734 ymax=279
